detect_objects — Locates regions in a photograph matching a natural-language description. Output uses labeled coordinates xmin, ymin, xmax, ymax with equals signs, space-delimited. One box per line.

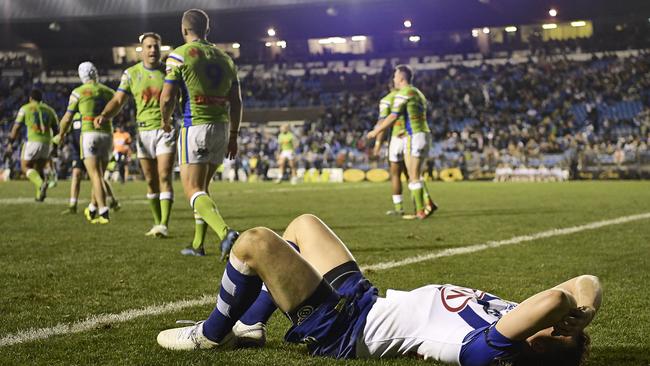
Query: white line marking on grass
xmin=1 ymin=212 xmax=648 ymax=347
xmin=0 ymin=295 xmax=215 ymax=347
xmin=361 ymin=212 xmax=650 ymax=272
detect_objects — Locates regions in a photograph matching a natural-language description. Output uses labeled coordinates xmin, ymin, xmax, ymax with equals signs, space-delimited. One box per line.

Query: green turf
xmin=0 ymin=180 xmax=649 ymax=365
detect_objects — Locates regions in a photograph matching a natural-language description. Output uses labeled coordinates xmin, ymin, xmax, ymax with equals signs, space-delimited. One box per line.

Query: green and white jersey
xmin=278 ymin=131 xmax=296 ymax=152
xmin=165 ymin=39 xmax=239 ymax=127
xmin=391 ymin=85 xmax=430 ymax=135
xmin=15 ymin=101 xmax=58 ymax=143
xmin=117 ymin=62 xmax=165 ymax=131
xmin=66 ymin=82 xmax=115 ymax=133
xmin=379 ymin=90 xmax=406 ymax=137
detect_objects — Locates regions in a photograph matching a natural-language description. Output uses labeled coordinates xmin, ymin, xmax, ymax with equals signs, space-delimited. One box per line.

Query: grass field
xmin=0 ymin=180 xmax=649 ymax=366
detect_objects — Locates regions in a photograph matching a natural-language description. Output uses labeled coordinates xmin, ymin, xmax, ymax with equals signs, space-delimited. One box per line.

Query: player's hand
xmin=367 ymin=129 xmax=379 ymax=139
xmin=94 ymin=115 xmax=106 ymax=129
xmin=161 ymin=119 xmax=172 ymax=133
xmin=51 ymin=134 xmax=61 ymax=146
xmin=552 ymin=306 xmax=596 ymax=336
xmin=226 ymin=134 xmax=238 ymax=159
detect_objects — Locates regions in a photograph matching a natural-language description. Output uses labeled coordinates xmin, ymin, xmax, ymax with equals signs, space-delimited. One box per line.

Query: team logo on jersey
xmin=188 ymin=48 xmax=201 ymax=58
xmin=440 ymin=286 xmax=485 ymax=313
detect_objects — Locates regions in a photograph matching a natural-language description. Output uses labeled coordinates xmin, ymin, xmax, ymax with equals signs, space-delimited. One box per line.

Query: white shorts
xmin=388 ymin=135 xmax=406 ymax=163
xmin=81 ymin=132 xmax=112 ymax=161
xmin=177 ymin=123 xmax=227 ymax=165
xmin=405 ymin=132 xmax=431 ymax=158
xmin=137 ymin=128 xmax=176 ymax=159
xmin=21 ymin=141 xmax=51 ymax=161
xmin=279 ymin=150 xmax=295 ymax=160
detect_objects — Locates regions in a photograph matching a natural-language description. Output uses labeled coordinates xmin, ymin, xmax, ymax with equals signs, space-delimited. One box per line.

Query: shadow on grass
xmin=590 ymin=345 xmax=650 ymax=366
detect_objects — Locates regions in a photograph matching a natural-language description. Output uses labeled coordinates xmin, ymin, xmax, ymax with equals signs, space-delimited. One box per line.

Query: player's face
xmin=141 ymin=37 xmax=161 ymax=64
xmin=393 ymin=70 xmax=402 ymax=88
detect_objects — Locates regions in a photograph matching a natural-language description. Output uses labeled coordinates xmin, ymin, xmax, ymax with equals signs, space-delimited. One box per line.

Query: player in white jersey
xmin=158 ymin=214 xmax=600 ymax=366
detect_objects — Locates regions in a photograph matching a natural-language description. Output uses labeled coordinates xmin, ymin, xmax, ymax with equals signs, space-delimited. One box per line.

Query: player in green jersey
xmin=368 ymin=65 xmax=437 ymax=220
xmin=95 ymin=32 xmax=176 ymax=237
xmin=276 ymin=124 xmax=299 ymax=184
xmin=8 ymin=89 xmax=58 ymax=201
xmin=160 ymin=9 xmax=241 ymax=257
xmin=56 ymin=62 xmax=116 ymax=224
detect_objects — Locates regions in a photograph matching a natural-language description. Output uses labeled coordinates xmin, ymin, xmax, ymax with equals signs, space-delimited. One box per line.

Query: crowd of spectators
xmin=2 ymin=50 xmax=650 ymax=180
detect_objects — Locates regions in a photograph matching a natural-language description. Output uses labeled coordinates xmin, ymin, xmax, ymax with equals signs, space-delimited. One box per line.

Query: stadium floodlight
xmin=276 ymin=40 xmax=287 ymax=48
xmin=135 ymin=46 xmax=143 ymax=52
xmin=409 ymin=35 xmax=421 ymax=42
xmin=267 ymin=28 xmax=276 ymax=37
xmin=232 ymin=43 xmax=241 ymax=49
xmin=160 ymin=46 xmax=171 ymax=51
xmin=505 ymin=26 xmax=517 ymax=33
xmin=570 ymin=21 xmax=587 ymax=27
xmin=542 ymin=23 xmax=558 ymax=29
xmin=318 ymin=37 xmax=346 ymax=45
xmin=482 ymin=27 xmax=490 ymax=34
xmin=265 ymin=42 xmax=272 ymax=47
xmin=403 ymin=20 xmax=412 ymax=28
xmin=351 ymin=35 xmax=367 ymax=41
xmin=549 ymin=8 xmax=557 ymax=17
xmin=472 ymin=29 xmax=480 ymax=38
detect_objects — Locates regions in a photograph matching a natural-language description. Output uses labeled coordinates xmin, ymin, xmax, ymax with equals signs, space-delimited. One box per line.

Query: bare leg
xmin=84 ymin=157 xmax=107 ymax=208
xmin=140 ymin=158 xmax=160 ymax=195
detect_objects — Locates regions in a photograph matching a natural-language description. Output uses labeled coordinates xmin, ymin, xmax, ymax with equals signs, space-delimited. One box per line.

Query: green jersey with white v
xmin=15 ymin=101 xmax=58 ymax=143
xmin=117 ymin=62 xmax=165 ymax=131
xmin=165 ymin=39 xmax=239 ymax=127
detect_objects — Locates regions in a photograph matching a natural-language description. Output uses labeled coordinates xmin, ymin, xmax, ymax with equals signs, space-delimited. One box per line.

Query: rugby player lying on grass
xmin=158 ymin=214 xmax=601 ymax=366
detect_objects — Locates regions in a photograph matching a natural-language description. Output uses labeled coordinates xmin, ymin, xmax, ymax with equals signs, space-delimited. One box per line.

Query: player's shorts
xmin=405 ymin=132 xmax=431 ymax=158
xmin=137 ymin=128 xmax=176 ymax=159
xmin=279 ymin=150 xmax=295 ymax=160
xmin=284 ymin=272 xmax=378 ymax=359
xmin=21 ymin=141 xmax=51 ymax=161
xmin=80 ymin=131 xmax=113 ymax=161
xmin=388 ymin=135 xmax=406 ymax=163
xmin=177 ymin=123 xmax=227 ymax=165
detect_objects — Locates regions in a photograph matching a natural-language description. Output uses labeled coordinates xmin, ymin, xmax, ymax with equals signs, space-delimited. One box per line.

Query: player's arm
xmin=96 ymin=91 xmax=128 ymax=123
xmin=226 ymin=79 xmax=242 ymax=159
xmin=160 ymin=81 xmax=179 ymax=133
xmin=368 ymin=113 xmax=397 ymax=139
xmin=495 ymin=274 xmax=601 ymax=340
xmin=56 ymin=112 xmax=74 ymax=142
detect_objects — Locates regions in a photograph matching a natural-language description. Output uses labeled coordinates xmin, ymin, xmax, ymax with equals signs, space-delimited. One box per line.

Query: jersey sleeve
xmin=165 ymin=51 xmax=184 ymax=83
xmin=117 ymin=70 xmax=132 ymax=95
xmin=379 ymin=99 xmax=391 ymax=119
xmin=67 ymin=90 xmax=80 ymax=113
xmin=15 ymin=106 xmax=26 ymax=124
xmin=391 ymin=90 xmax=408 ymax=116
xmin=459 ymin=324 xmax=524 ymax=366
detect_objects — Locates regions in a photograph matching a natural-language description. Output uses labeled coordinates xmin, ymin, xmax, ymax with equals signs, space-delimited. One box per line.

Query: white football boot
xmin=232 ymin=320 xmax=267 ymax=348
xmin=157 ymin=321 xmax=235 ymax=350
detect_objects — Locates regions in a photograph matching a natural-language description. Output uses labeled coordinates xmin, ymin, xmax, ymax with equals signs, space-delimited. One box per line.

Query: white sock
xmin=392 ymin=194 xmax=403 ymax=204
xmin=88 ymin=203 xmax=97 ymax=212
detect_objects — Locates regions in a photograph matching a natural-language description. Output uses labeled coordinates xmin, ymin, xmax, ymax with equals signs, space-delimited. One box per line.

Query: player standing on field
xmin=56 ymin=62 xmax=116 ymax=224
xmin=368 ymin=65 xmax=437 ymax=220
xmin=96 ymin=32 xmax=176 ymax=238
xmin=276 ymin=123 xmax=299 ymax=184
xmin=160 ymin=9 xmax=241 ymax=257
xmin=8 ymin=89 xmax=58 ymax=201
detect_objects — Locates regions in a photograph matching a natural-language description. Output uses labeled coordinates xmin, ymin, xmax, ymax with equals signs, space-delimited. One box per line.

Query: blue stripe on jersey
xmin=168 ymin=54 xmax=183 ymax=63
xmin=164 ymin=79 xmax=178 ymax=84
xmin=179 ymin=79 xmax=192 ymax=127
xmin=404 ymin=110 xmax=413 ymax=135
xmin=459 ymin=307 xmax=490 ymax=329
xmin=116 ymin=88 xmax=131 ymax=95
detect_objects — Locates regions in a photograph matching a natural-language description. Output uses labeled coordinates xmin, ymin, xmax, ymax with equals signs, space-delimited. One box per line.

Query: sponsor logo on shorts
xmin=296 ymin=305 xmax=314 ymax=324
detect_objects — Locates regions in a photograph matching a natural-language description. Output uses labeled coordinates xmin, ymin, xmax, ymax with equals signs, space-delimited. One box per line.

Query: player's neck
xmin=143 ymin=60 xmax=160 ymax=70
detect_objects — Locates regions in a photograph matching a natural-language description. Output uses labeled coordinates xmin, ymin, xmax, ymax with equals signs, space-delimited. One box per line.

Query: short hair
xmin=139 ymin=32 xmax=161 ymax=43
xmin=182 ymin=9 xmax=209 ymax=37
xmin=30 ymin=89 xmax=43 ymax=102
xmin=514 ymin=331 xmax=590 ymax=366
xmin=395 ymin=64 xmax=414 ymax=83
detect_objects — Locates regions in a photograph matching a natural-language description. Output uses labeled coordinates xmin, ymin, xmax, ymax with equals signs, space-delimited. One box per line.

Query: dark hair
xmin=182 ymin=9 xmax=209 ymax=37
xmin=30 ymin=89 xmax=43 ymax=102
xmin=395 ymin=64 xmax=413 ymax=83
xmin=139 ymin=32 xmax=161 ymax=43
xmin=513 ymin=332 xmax=590 ymax=366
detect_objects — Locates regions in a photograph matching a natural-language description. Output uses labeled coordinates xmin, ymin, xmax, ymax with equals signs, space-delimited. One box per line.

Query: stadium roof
xmin=0 ymin=0 xmax=365 ymax=22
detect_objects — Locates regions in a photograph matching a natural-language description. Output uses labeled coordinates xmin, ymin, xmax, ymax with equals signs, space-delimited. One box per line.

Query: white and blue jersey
xmin=356 ymin=284 xmax=523 ymax=365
